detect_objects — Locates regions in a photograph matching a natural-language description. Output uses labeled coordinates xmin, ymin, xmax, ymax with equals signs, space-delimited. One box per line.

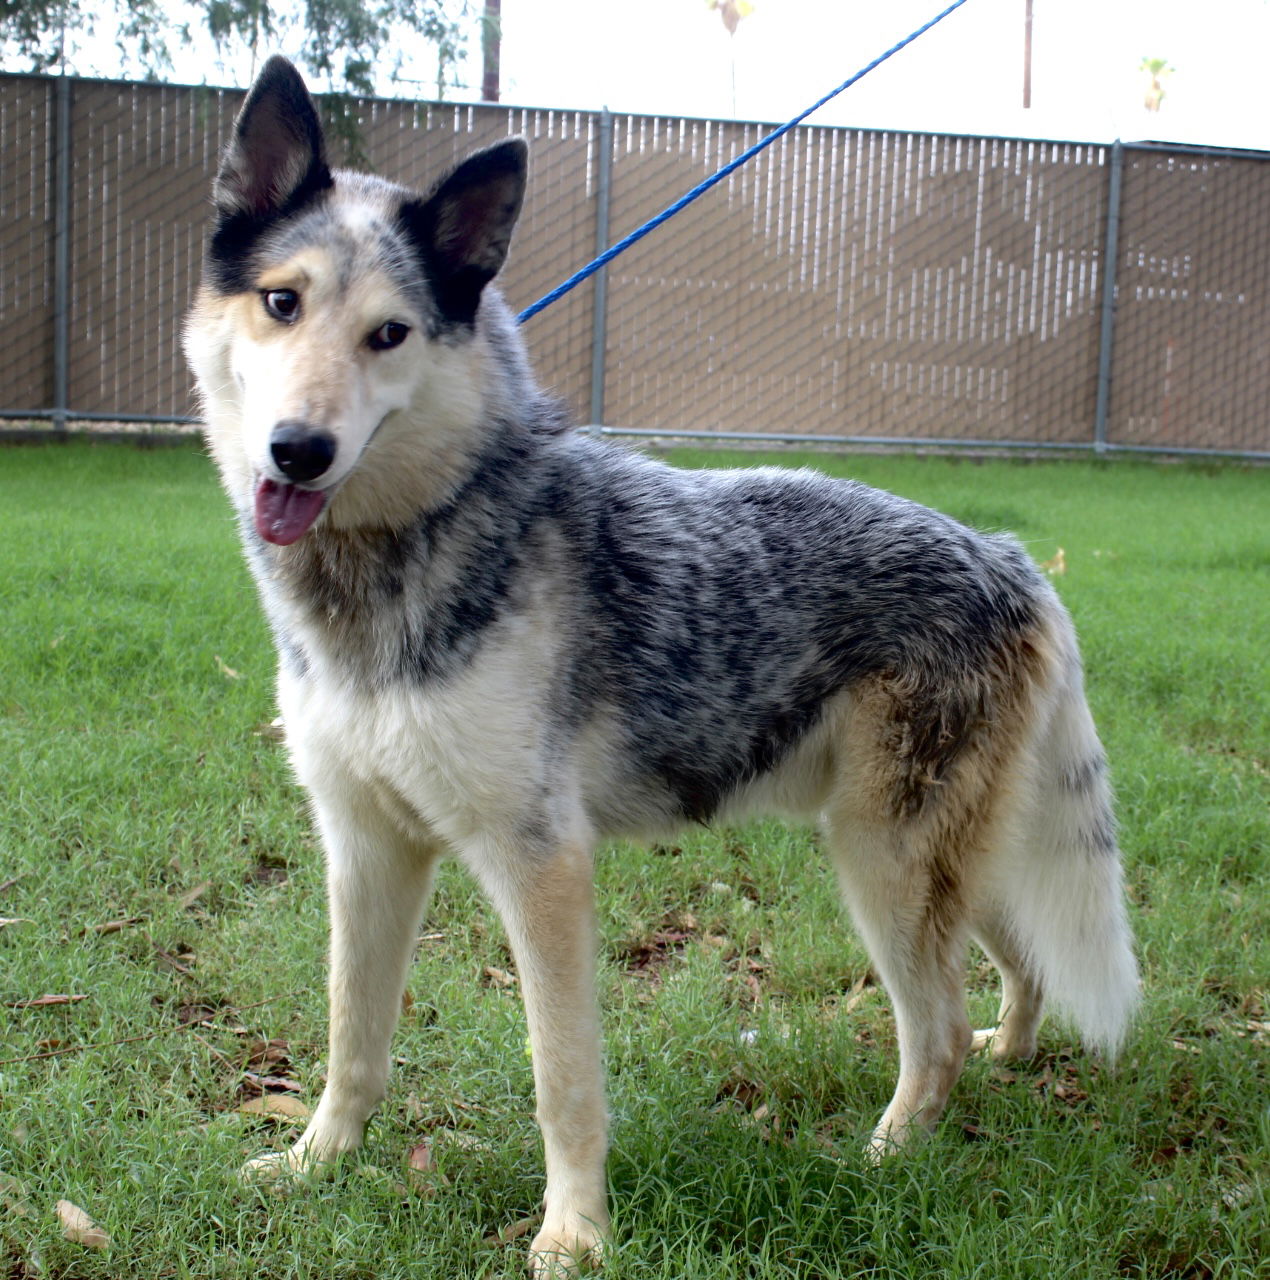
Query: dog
xmin=185 ymin=56 xmax=1138 ymax=1276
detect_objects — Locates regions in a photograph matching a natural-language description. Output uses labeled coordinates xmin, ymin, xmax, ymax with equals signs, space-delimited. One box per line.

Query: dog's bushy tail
xmin=996 ymin=618 xmax=1140 ymax=1057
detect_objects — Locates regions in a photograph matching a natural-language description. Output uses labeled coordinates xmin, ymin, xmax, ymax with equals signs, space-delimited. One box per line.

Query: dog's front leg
xmin=474 ymin=840 xmax=609 ymax=1276
xmin=244 ymin=794 xmax=441 ymax=1181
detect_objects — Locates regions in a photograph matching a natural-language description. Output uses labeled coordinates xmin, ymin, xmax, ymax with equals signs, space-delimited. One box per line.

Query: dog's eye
xmin=368 ymin=321 xmax=410 ymax=352
xmin=263 ymin=289 xmax=300 ymax=322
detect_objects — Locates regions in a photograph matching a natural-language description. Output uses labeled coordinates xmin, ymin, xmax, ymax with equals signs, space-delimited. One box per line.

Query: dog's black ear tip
xmin=239 ymin=55 xmax=314 ymax=122
xmin=253 ymin=54 xmax=305 ymax=90
xmin=258 ymin=53 xmax=299 ymax=76
xmin=483 ymin=136 xmax=529 ymax=177
xmin=429 ymin=137 xmax=528 ymax=205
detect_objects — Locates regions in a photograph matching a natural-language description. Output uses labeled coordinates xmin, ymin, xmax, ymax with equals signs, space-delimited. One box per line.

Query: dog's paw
xmin=863 ymin=1112 xmax=927 ymax=1165
xmin=239 ymin=1107 xmax=367 ymax=1189
xmin=970 ymin=1025 xmax=999 ymax=1055
xmin=528 ymin=1218 xmax=606 ymax=1277
xmin=971 ymin=1024 xmax=1039 ymax=1062
xmin=239 ymin=1143 xmax=337 ymax=1187
xmin=862 ymin=1131 xmax=894 ymax=1166
xmin=239 ymin=1149 xmax=306 ymax=1187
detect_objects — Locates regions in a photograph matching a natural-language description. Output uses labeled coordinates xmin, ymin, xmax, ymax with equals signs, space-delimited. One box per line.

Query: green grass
xmin=0 ymin=438 xmax=1266 ymax=1279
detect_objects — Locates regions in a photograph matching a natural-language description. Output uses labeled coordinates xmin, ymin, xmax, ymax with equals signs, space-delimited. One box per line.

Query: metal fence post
xmin=1093 ymin=139 xmax=1124 ymax=453
xmin=51 ymin=72 xmax=72 ymax=432
xmin=588 ymin=108 xmax=613 ymax=435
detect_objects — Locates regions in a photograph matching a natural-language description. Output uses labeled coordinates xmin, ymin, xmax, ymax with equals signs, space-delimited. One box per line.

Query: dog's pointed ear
xmin=215 ymin=55 xmax=331 ymax=218
xmin=404 ymin=138 xmax=528 ymax=324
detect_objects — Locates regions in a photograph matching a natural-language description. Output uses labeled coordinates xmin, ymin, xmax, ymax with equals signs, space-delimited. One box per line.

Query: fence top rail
xmin=4 ymin=69 xmax=1266 ymax=164
xmin=1118 ymin=138 xmax=1270 ymax=161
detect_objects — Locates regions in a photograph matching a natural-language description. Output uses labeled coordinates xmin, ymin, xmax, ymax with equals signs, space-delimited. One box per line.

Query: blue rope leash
xmin=517 ymin=0 xmax=971 ymax=324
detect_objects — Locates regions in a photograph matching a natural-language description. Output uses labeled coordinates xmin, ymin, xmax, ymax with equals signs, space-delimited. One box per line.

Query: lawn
xmin=0 ymin=438 xmax=1265 ymax=1279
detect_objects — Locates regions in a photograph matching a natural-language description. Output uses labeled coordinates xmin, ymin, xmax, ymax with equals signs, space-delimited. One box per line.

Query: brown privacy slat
xmin=1 ymin=72 xmax=1267 ymax=455
xmin=1111 ymin=150 xmax=1270 ymax=451
xmin=0 ymin=78 xmax=56 ymax=411
xmin=599 ymin=125 xmax=1106 ymax=443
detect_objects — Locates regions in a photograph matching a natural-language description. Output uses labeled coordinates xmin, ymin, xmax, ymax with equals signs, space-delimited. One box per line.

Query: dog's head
xmin=185 ymin=56 xmax=528 ymax=545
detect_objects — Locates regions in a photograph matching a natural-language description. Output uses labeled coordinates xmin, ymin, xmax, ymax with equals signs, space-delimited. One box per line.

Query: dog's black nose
xmin=270 ymin=420 xmax=336 ymax=484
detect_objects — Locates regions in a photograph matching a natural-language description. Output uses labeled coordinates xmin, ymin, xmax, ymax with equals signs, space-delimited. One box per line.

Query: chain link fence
xmin=2 ymin=72 xmax=1267 ymax=457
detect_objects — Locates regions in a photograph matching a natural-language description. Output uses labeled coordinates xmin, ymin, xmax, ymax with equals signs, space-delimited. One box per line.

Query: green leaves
xmin=0 ymin=0 xmax=472 ymax=98
xmin=220 ymin=0 xmax=472 ymax=99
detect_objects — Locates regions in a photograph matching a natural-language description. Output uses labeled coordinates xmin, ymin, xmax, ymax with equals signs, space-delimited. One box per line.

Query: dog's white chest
xmin=276 ymin=629 xmax=555 ymax=851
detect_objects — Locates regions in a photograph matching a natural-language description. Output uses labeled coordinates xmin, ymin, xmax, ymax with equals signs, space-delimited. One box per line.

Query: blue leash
xmin=517 ymin=0 xmax=971 ymax=324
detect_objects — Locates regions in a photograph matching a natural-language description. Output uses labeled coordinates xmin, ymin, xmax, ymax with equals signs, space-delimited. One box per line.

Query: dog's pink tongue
xmin=254 ymin=477 xmax=327 ymax=546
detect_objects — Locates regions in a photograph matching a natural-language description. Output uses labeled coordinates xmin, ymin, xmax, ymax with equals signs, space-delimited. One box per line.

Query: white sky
xmin=496 ymin=0 xmax=1263 ymax=149
xmin=48 ymin=0 xmax=1270 ymax=151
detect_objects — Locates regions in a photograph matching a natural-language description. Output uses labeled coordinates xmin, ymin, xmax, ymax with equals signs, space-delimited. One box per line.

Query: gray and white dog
xmin=185 ymin=56 xmax=1138 ymax=1276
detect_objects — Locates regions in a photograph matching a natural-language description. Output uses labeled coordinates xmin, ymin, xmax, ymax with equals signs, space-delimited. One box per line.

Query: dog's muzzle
xmin=271 ymin=420 xmax=337 ymax=484
xmin=254 ymin=420 xmax=336 ymax=546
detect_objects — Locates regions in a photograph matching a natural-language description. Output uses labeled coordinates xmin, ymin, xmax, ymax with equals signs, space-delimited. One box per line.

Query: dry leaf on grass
xmin=845 ymin=967 xmax=875 ymax=997
xmin=5 ymin=994 xmax=87 ymax=1009
xmin=247 ymin=859 xmax=289 ymax=888
xmin=238 ymin=1094 xmax=312 ymax=1122
xmin=434 ymin=1129 xmax=494 ymax=1154
xmin=409 ymin=1130 xmax=496 ymax=1160
xmin=241 ymin=1070 xmax=304 ymax=1094
xmin=484 ymin=1214 xmax=540 ymax=1246
xmin=402 ymin=1139 xmax=454 ymax=1196
xmin=960 ymin=1122 xmax=1001 ymax=1143
xmin=153 ymin=945 xmax=194 ymax=975
xmin=0 ymin=1177 xmax=32 ymax=1218
xmin=1041 ymin=547 xmax=1067 ymax=576
xmin=1220 ymin=1181 xmax=1255 ymax=1211
xmin=176 ymin=1001 xmax=222 ymax=1026
xmin=622 ymin=928 xmax=691 ymax=976
xmin=214 ymin=654 xmax=241 ymax=680
xmin=245 ymin=1038 xmax=291 ymax=1070
xmin=714 ymin=1070 xmax=765 ymax=1113
xmin=482 ymin=966 xmax=517 ymax=989
xmin=82 ymin=916 xmax=143 ymax=936
xmin=0 ymin=917 xmax=33 ymax=929
xmin=55 ymin=1199 xmax=110 ymax=1249
xmin=177 ymin=881 xmax=211 ymax=910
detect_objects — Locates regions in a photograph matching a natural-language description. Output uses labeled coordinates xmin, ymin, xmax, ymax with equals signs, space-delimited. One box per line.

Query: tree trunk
xmin=482 ymin=0 xmax=501 ymax=102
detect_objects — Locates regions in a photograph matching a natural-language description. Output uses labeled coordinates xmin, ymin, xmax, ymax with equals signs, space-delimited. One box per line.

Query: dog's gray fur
xmin=185 ymin=57 xmax=1138 ymax=1275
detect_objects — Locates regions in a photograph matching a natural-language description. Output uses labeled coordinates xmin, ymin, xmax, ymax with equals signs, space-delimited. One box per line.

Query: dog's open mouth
xmin=254 ymin=476 xmax=328 ymax=546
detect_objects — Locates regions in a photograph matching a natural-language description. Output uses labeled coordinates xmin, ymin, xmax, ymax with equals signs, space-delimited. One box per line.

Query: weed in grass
xmin=0 ymin=440 xmax=1265 ymax=1278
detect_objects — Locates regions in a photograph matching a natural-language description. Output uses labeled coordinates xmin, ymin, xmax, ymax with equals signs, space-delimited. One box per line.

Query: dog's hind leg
xmin=969 ymin=906 xmax=1044 ymax=1061
xmin=469 ymin=838 xmax=609 ymax=1278
xmin=824 ymin=808 xmax=975 ymax=1158
xmin=244 ymin=790 xmax=442 ymax=1181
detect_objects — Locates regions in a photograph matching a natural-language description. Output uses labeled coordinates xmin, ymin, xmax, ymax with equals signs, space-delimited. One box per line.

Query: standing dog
xmin=186 ymin=57 xmax=1138 ymax=1276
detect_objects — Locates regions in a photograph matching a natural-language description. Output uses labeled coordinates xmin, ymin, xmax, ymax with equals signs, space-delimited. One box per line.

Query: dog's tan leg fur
xmin=244 ymin=795 xmax=441 ymax=1181
xmin=826 ymin=810 xmax=975 ymax=1156
xmin=474 ymin=842 xmax=609 ymax=1277
xmin=825 ymin=643 xmax=1047 ymax=1157
xmin=969 ymin=907 xmax=1045 ymax=1060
